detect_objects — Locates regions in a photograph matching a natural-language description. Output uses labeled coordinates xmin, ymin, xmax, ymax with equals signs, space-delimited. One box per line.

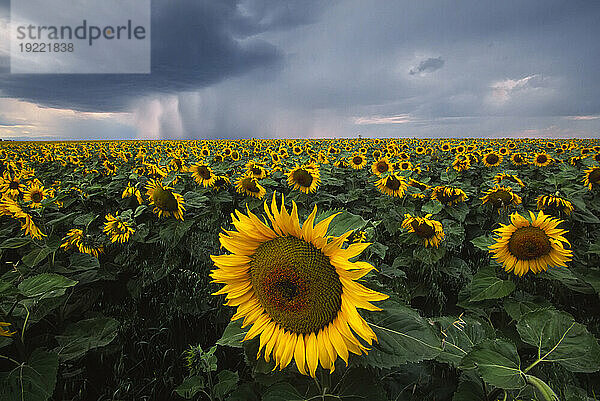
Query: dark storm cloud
xmin=409 ymin=57 xmax=444 ymax=75
xmin=0 ymin=0 xmax=323 ymax=112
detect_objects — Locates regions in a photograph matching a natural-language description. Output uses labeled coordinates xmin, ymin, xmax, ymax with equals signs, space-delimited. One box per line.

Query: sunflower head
xmin=431 ymin=186 xmax=468 ymax=206
xmin=489 ymin=211 xmax=572 ymax=276
xmin=210 ymin=194 xmax=387 ymax=377
xmin=375 ymin=173 xmax=408 ymax=197
xmin=533 ymin=153 xmax=552 ymax=167
xmin=287 ymin=164 xmax=320 ymax=194
xmin=146 ymin=179 xmax=185 ymax=220
xmin=583 ymin=166 xmax=600 ymax=190
xmin=349 ymin=154 xmax=367 ymax=169
xmin=401 ymin=213 xmax=445 ymax=248
xmin=536 ymin=194 xmax=574 ymax=216
xmin=190 ymin=164 xmax=216 ymax=187
xmin=371 ymin=158 xmax=393 ymax=176
xmin=235 ymin=174 xmax=266 ymax=199
xmin=480 ymin=185 xmax=521 ymax=211
xmin=482 ymin=152 xmax=502 ymax=167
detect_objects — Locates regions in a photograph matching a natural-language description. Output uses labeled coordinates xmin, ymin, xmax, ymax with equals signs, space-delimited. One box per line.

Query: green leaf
xmin=18 ymin=273 xmax=78 ymax=299
xmin=468 ymin=267 xmax=515 ymax=302
xmin=503 ymin=298 xmax=552 ymax=321
xmin=422 ymin=200 xmax=443 ymax=215
xmin=184 ymin=191 xmax=209 ymax=209
xmin=539 ymin=267 xmax=595 ymax=294
xmin=413 ymin=246 xmax=446 ymax=264
xmin=0 ymin=237 xmax=31 ymax=249
xmin=0 ymin=348 xmax=58 ymax=401
xmin=452 ymin=378 xmax=486 ymax=401
xmin=68 ymin=253 xmax=100 ymax=271
xmin=54 ymin=316 xmax=120 ymax=361
xmin=22 ymin=246 xmax=56 ymax=268
xmin=471 ymin=235 xmax=495 ymax=251
xmin=336 ymin=367 xmax=388 ymax=401
xmin=216 ymin=319 xmax=247 ymax=348
xmin=73 ymin=212 xmax=97 ymax=226
xmin=363 ymin=300 xmax=442 ymax=368
xmin=262 ymin=383 xmax=303 ymax=401
xmin=213 ymin=370 xmax=239 ymax=400
xmin=445 ymin=202 xmax=470 ymax=222
xmin=327 ymin=211 xmax=368 ymax=237
xmin=159 ymin=220 xmax=194 ymax=246
xmin=226 ymin=383 xmax=258 ymax=401
xmin=460 ymin=339 xmax=526 ymax=389
xmin=175 ymin=375 xmax=205 ymax=399
xmin=517 ymin=309 xmax=600 ymax=373
xmin=435 ymin=316 xmax=495 ymax=367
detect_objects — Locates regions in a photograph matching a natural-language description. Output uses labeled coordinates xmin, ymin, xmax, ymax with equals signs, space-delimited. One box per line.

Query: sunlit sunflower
xmin=211 ymin=175 xmax=231 ymax=191
xmin=246 ymin=161 xmax=268 ymax=179
xmin=146 ymin=179 xmax=186 ymax=220
xmin=122 ymin=182 xmax=143 ymax=205
xmin=103 ymin=213 xmax=135 ymax=243
xmin=0 ymin=196 xmax=45 ymax=239
xmin=401 ymin=213 xmax=445 ymax=248
xmin=210 ymin=194 xmax=387 ymax=377
xmin=374 ymin=173 xmax=408 ymax=197
xmin=452 ymin=155 xmax=471 ymax=172
xmin=61 ymin=228 xmax=84 ymax=251
xmin=532 ymin=153 xmax=552 ymax=167
xmin=371 ymin=158 xmax=393 ymax=176
xmin=430 ymin=186 xmax=468 ymax=206
xmin=396 ymin=161 xmax=413 ymax=171
xmin=235 ymin=174 xmax=266 ymax=199
xmin=480 ymin=185 xmax=522 ymax=212
xmin=489 ymin=211 xmax=572 ymax=276
xmin=190 ymin=164 xmax=216 ymax=187
xmin=482 ymin=152 xmax=503 ymax=167
xmin=493 ymin=173 xmax=525 ymax=187
xmin=349 ymin=154 xmax=367 ymax=170
xmin=536 ymin=194 xmax=574 ymax=216
xmin=287 ymin=163 xmax=321 ymax=194
xmin=583 ymin=166 xmax=600 ymax=190
xmin=510 ymin=152 xmax=528 ymax=166
xmin=23 ymin=183 xmax=49 ymax=208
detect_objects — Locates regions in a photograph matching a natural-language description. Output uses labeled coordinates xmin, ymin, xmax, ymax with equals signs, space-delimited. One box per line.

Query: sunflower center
xmin=198 ymin=166 xmax=212 ymax=180
xmin=31 ymin=191 xmax=43 ymax=203
xmin=486 ymin=154 xmax=499 ymax=164
xmin=251 ymin=167 xmax=262 ymax=175
xmin=376 ymin=161 xmax=388 ymax=173
xmin=242 ymin=177 xmax=260 ymax=193
xmin=508 ymin=226 xmax=552 ymax=260
xmin=385 ymin=177 xmax=401 ymax=191
xmin=537 ymin=155 xmax=548 ymax=164
xmin=488 ymin=190 xmax=513 ymax=207
xmin=352 ymin=156 xmax=363 ymax=165
xmin=9 ymin=181 xmax=19 ymax=189
xmin=411 ymin=220 xmax=436 ymax=238
xmin=250 ymin=236 xmax=342 ymax=334
xmin=589 ymin=168 xmax=600 ymax=184
xmin=152 ymin=186 xmax=178 ymax=212
xmin=513 ymin=154 xmax=523 ymax=163
xmin=292 ymin=169 xmax=313 ymax=187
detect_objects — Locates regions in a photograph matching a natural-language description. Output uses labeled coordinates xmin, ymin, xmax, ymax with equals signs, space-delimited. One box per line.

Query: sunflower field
xmin=1 ymin=138 xmax=600 ymax=401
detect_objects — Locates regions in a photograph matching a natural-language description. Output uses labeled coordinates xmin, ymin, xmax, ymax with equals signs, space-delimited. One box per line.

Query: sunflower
xmin=0 ymin=171 xmax=26 ymax=199
xmin=452 ymin=155 xmax=471 ymax=172
xmin=510 ymin=152 xmax=528 ymax=166
xmin=349 ymin=154 xmax=367 ymax=170
xmin=583 ymin=166 xmax=600 ymax=190
xmin=536 ymin=194 xmax=574 ymax=216
xmin=0 ymin=322 xmax=16 ymax=338
xmin=489 ymin=211 xmax=572 ymax=276
xmin=397 ymin=161 xmax=413 ymax=171
xmin=374 ymin=173 xmax=408 ymax=197
xmin=480 ymin=185 xmax=522 ymax=212
xmin=103 ymin=213 xmax=135 ymax=243
xmin=0 ymin=196 xmax=45 ymax=239
xmin=61 ymin=228 xmax=84 ymax=251
xmin=532 ymin=153 xmax=552 ymax=167
xmin=408 ymin=179 xmax=430 ymax=191
xmin=401 ymin=214 xmax=445 ymax=248
xmin=146 ymin=179 xmax=186 ymax=220
xmin=235 ymin=174 xmax=266 ymax=199
xmin=482 ymin=152 xmax=503 ymax=167
xmin=122 ymin=182 xmax=143 ymax=204
xmin=287 ymin=163 xmax=320 ymax=194
xmin=210 ymin=194 xmax=387 ymax=377
xmin=371 ymin=158 xmax=393 ymax=176
xmin=190 ymin=164 xmax=216 ymax=187
xmin=246 ymin=161 xmax=268 ymax=180
xmin=211 ymin=175 xmax=231 ymax=191
xmin=493 ymin=173 xmax=525 ymax=188
xmin=23 ymin=183 xmax=49 ymax=208
xmin=430 ymin=186 xmax=468 ymax=206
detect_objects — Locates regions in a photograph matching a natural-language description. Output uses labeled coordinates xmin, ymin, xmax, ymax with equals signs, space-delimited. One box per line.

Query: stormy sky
xmin=1 ymin=0 xmax=599 ymax=140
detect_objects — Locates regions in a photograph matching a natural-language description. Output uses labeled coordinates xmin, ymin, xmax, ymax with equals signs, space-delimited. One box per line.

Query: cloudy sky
xmin=1 ymin=0 xmax=599 ymax=140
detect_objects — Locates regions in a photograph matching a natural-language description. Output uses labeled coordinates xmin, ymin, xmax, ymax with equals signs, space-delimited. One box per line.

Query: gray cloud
xmin=409 ymin=57 xmax=445 ymax=75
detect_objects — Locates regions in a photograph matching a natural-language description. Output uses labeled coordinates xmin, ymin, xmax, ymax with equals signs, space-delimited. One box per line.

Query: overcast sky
xmin=1 ymin=0 xmax=599 ymax=140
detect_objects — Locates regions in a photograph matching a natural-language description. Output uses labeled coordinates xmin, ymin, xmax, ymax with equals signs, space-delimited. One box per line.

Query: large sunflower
xmin=210 ymin=194 xmax=387 ymax=377
xmin=103 ymin=213 xmax=135 ymax=243
xmin=23 ymin=183 xmax=49 ymax=208
xmin=583 ymin=166 xmax=600 ymax=190
xmin=0 ymin=171 xmax=26 ymax=199
xmin=286 ymin=163 xmax=320 ymax=194
xmin=489 ymin=211 xmax=572 ymax=277
xmin=374 ymin=173 xmax=408 ymax=197
xmin=532 ymin=152 xmax=552 ymax=167
xmin=482 ymin=152 xmax=502 ymax=167
xmin=371 ymin=158 xmax=393 ymax=176
xmin=401 ymin=214 xmax=445 ymax=248
xmin=146 ymin=179 xmax=186 ymax=220
xmin=349 ymin=154 xmax=367 ymax=170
